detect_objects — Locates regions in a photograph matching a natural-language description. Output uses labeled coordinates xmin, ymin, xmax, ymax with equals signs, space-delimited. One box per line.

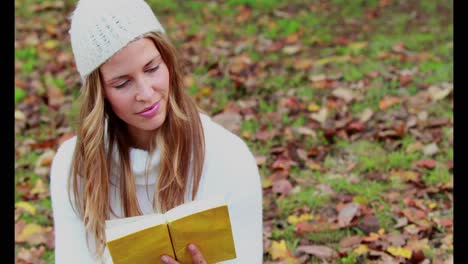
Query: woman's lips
xmin=137 ymin=101 xmax=160 ymax=118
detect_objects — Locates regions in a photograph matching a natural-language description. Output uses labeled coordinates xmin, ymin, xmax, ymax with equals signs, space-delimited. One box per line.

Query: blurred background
xmin=15 ymin=0 xmax=453 ymax=263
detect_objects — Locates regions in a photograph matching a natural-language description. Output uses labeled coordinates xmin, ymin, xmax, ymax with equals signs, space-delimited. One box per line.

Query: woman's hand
xmin=160 ymin=243 xmax=207 ymax=264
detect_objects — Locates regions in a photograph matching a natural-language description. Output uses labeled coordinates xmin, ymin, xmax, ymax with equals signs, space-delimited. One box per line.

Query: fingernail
xmin=188 ymin=244 xmax=196 ymax=251
xmin=161 ymin=255 xmax=169 ymax=263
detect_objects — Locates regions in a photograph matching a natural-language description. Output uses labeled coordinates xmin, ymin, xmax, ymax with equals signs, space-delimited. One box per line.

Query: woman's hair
xmin=69 ymin=31 xmax=205 ymax=256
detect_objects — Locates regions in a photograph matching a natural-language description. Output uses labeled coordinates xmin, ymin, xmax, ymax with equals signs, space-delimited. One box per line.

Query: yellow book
xmin=105 ymin=199 xmax=236 ymax=264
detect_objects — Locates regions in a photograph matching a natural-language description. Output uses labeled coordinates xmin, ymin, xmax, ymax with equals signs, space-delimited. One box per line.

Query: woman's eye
xmin=114 ymin=80 xmax=129 ymax=89
xmin=146 ymin=65 xmax=160 ymax=73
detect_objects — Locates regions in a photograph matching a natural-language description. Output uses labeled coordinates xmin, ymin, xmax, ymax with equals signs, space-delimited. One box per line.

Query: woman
xmin=50 ymin=0 xmax=263 ymax=263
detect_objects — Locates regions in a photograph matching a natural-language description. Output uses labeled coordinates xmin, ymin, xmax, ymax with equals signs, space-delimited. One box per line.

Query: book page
xmin=164 ymin=197 xmax=227 ymax=222
xmin=168 ymin=204 xmax=236 ymax=263
xmin=106 ymin=213 xmax=167 ymax=241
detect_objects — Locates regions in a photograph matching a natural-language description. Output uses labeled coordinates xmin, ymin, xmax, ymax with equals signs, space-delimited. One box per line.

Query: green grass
xmin=423 ymin=167 xmax=451 ymax=186
xmin=276 ymin=187 xmax=331 ymax=219
xmin=15 ymin=46 xmax=38 ymax=75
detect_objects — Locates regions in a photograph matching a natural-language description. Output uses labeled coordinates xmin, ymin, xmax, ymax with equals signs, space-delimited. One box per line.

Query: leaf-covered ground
xmin=15 ymin=0 xmax=453 ymax=263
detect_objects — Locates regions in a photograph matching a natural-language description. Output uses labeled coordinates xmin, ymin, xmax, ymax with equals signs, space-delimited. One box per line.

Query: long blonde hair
xmin=69 ymin=32 xmax=205 ymax=257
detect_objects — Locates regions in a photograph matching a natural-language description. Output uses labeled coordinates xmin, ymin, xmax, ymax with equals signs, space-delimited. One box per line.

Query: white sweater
xmin=50 ymin=114 xmax=263 ymax=263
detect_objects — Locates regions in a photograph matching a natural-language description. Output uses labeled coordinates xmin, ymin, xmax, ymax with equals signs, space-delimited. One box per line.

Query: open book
xmin=105 ymin=198 xmax=237 ymax=264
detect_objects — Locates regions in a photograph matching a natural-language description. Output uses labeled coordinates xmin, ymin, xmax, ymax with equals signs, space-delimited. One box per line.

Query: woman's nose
xmin=135 ymin=77 xmax=153 ymax=101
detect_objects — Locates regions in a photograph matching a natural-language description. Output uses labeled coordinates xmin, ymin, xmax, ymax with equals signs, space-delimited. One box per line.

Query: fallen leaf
xmin=295 ymin=221 xmax=316 ymax=233
xmin=415 ymin=159 xmax=437 ymax=169
xmin=255 ymin=155 xmax=267 ymax=166
xmin=316 ymin=55 xmax=351 ymax=66
xmin=353 ymin=244 xmax=369 ymax=255
xmin=379 ymin=96 xmax=402 ymax=110
xmin=423 ymin=143 xmax=439 ymax=156
xmin=362 ymin=232 xmax=380 ymax=242
xmin=428 ymin=84 xmax=453 ymax=101
xmin=16 ymin=246 xmax=46 ymax=264
xmin=269 ymin=240 xmax=292 ymax=260
xmin=383 ymin=233 xmax=406 ymax=247
xmin=292 ymin=126 xmax=316 ymax=137
xmin=406 ymin=142 xmax=424 ymax=153
xmin=282 ymin=45 xmax=301 ymax=55
xmin=387 ymin=246 xmax=412 ymax=259
xmin=15 ymin=223 xmax=52 ymax=245
xmin=35 ymin=149 xmax=56 ymax=168
xmin=212 ymin=112 xmax=242 ymax=135
xmin=348 ymin=41 xmax=368 ymax=51
xmin=394 ymin=217 xmax=408 ymax=229
xmin=287 ymin=213 xmax=313 ymax=224
xmin=272 ymin=179 xmax=293 ymax=197
xmin=310 ymin=108 xmax=328 ymax=124
xmin=338 ymin=202 xmax=360 ymax=227
xmin=340 ymin=236 xmax=363 ymax=249
xmin=296 ymin=245 xmax=336 ymax=259
xmin=332 ymin=88 xmax=355 ymax=103
xmin=359 ymin=108 xmax=374 ymax=123
xmin=15 ymin=201 xmax=36 ymax=215
xmin=307 ymin=103 xmax=320 ymax=112
xmin=31 ymin=179 xmax=48 ymax=195
xmin=358 ymin=215 xmax=380 ymax=234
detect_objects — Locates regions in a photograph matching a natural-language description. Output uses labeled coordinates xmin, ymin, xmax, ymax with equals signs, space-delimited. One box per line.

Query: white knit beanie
xmin=69 ymin=0 xmax=166 ymax=81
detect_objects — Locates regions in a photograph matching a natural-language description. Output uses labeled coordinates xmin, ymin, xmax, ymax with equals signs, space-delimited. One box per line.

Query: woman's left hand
xmin=160 ymin=243 xmax=207 ymax=264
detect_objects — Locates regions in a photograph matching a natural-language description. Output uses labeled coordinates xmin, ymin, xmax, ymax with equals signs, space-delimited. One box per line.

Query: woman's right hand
xmin=161 ymin=243 xmax=207 ymax=264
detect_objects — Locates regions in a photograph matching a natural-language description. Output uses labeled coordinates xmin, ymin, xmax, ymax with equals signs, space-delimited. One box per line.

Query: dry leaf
xmin=16 ymin=223 xmax=52 ymax=245
xmin=428 ymin=84 xmax=453 ymax=101
xmin=272 ymin=179 xmax=293 ymax=197
xmin=415 ymin=159 xmax=436 ymax=169
xmin=338 ymin=202 xmax=360 ymax=227
xmin=15 ymin=201 xmax=36 ymax=215
xmin=332 ymin=88 xmax=355 ymax=103
xmin=387 ymin=246 xmax=412 ymax=259
xmin=359 ymin=108 xmax=374 ymax=123
xmin=31 ymin=179 xmax=48 ymax=195
xmin=296 ymin=245 xmax=336 ymax=259
xmin=340 ymin=236 xmax=363 ymax=249
xmin=423 ymin=143 xmax=439 ymax=156
xmin=287 ymin=213 xmax=313 ymax=224
xmin=212 ymin=112 xmax=242 ymax=135
xmin=269 ymin=240 xmax=292 ymax=260
xmin=379 ymin=96 xmax=402 ymax=110
xmin=35 ymin=149 xmax=56 ymax=168
xmin=310 ymin=108 xmax=328 ymax=124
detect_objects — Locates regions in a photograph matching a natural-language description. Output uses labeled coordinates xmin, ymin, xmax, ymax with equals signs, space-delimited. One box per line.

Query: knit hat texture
xmin=69 ymin=0 xmax=166 ymax=81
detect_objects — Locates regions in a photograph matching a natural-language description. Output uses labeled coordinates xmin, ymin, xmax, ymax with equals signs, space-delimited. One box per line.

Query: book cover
xmin=105 ymin=199 xmax=236 ymax=264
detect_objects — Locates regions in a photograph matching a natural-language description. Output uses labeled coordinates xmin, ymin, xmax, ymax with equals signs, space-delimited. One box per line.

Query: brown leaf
xmin=255 ymin=155 xmax=267 ymax=166
xmin=379 ymin=96 xmax=402 ymax=110
xmin=399 ymin=73 xmax=413 ymax=86
xmin=357 ymin=215 xmax=380 ymax=234
xmin=339 ymin=235 xmax=363 ymax=249
xmin=295 ymin=221 xmax=316 ymax=233
xmin=383 ymin=233 xmax=406 ymax=247
xmin=394 ymin=217 xmax=408 ymax=228
xmin=212 ymin=112 xmax=242 ymax=135
xmin=402 ymin=208 xmax=426 ymax=223
xmin=296 ymin=245 xmax=336 ymax=259
xmin=16 ymin=246 xmax=46 ymax=264
xmin=35 ymin=149 xmax=56 ymax=168
xmin=415 ymin=159 xmax=437 ymax=169
xmin=338 ymin=202 xmax=360 ymax=227
xmin=272 ymin=179 xmax=292 ymax=197
xmin=16 ymin=223 xmax=52 ymax=246
xmin=235 ymin=6 xmax=251 ymax=23
xmin=255 ymin=127 xmax=274 ymax=142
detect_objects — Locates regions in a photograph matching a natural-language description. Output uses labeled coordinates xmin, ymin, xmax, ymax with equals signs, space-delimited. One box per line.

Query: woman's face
xmin=100 ymin=37 xmax=170 ymax=146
